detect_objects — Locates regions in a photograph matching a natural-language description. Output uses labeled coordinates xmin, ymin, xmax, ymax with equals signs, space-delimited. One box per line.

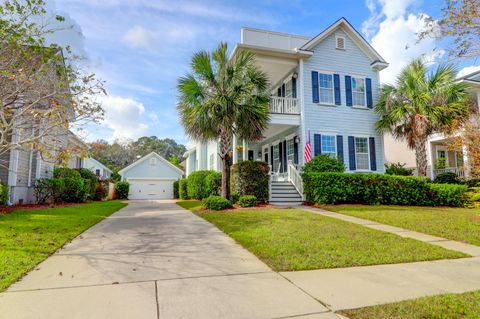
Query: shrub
xmin=173 ymin=180 xmax=180 ymax=199
xmin=303 ymin=172 xmax=469 ymax=207
xmin=93 ymin=182 xmax=108 ymax=201
xmin=0 ymin=181 xmax=8 ymax=205
xmin=187 ymin=171 xmax=212 ymax=199
xmin=61 ymin=177 xmax=87 ymax=202
xmin=231 ymin=161 xmax=269 ymax=203
xmin=115 ymin=181 xmax=130 ymax=199
xmin=50 ymin=178 xmax=66 ymax=203
xmin=53 ymin=167 xmax=81 ymax=179
xmin=385 ymin=162 xmax=414 ymax=176
xmin=302 ymin=154 xmax=345 ymax=173
xmin=430 ymin=183 xmax=469 ymax=207
xmin=205 ymin=172 xmax=222 ymax=196
xmin=76 ymin=168 xmax=98 ymax=199
xmin=238 ymin=195 xmax=257 ymax=207
xmin=230 ymin=192 xmax=239 ymax=204
xmin=434 ymin=172 xmax=460 ymax=184
xmin=202 ymin=195 xmax=232 ymax=210
xmin=466 ymin=178 xmax=480 ymax=188
xmin=179 ymin=178 xmax=189 ymax=199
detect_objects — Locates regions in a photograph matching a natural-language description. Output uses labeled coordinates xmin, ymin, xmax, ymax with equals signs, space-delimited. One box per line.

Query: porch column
xmin=463 ymin=145 xmax=471 ymax=179
xmin=243 ymin=139 xmax=247 ymax=162
xmin=232 ymin=135 xmax=238 ymax=164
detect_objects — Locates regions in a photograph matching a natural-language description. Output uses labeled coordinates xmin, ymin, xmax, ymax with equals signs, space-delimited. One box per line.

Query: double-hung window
xmin=355 ymin=137 xmax=369 ymax=170
xmin=321 ymin=135 xmax=336 ymax=158
xmin=286 ymin=139 xmax=294 ymax=163
xmin=351 ymin=76 xmax=366 ymax=107
xmin=319 ymin=73 xmax=334 ymax=104
xmin=273 ymin=144 xmax=280 ymax=171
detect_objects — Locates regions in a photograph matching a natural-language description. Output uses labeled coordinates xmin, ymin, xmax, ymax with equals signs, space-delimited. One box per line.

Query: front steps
xmin=270 ymin=181 xmax=304 ymax=206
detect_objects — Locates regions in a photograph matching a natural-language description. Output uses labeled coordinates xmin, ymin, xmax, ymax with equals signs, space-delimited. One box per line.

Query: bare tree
xmin=0 ymin=0 xmax=104 ymax=169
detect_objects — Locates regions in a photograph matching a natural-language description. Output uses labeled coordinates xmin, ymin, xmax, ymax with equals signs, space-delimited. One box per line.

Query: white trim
xmin=435 ymin=145 xmax=449 ymax=166
xmin=315 ymin=71 xmax=336 ymax=106
xmin=119 ymin=152 xmax=184 ymax=175
xmin=299 ymin=58 xmax=306 ymax=166
xmin=349 ymin=75 xmax=367 ymax=108
xmin=354 ymin=136 xmax=370 ymax=171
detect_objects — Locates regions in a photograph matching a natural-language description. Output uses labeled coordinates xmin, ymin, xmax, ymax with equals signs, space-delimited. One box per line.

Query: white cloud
xmin=458 ymin=65 xmax=480 ymax=78
xmin=122 ymin=25 xmax=155 ymax=49
xmin=363 ymin=0 xmax=443 ymax=84
xmin=98 ymin=95 xmax=150 ymax=140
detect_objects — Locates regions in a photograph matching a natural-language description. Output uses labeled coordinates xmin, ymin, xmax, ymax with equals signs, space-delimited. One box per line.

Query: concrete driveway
xmin=0 ymin=200 xmax=332 ymax=319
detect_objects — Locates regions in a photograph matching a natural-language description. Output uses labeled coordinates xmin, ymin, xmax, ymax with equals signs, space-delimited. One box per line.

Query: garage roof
xmin=118 ymin=152 xmax=184 ymax=175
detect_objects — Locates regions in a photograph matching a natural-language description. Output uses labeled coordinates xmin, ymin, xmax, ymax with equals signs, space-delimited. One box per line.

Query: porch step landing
xmin=270 ymin=181 xmax=303 ymax=207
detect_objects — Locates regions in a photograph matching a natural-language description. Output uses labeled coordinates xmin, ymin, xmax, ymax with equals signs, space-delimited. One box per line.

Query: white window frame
xmin=321 ymin=135 xmax=337 ymax=158
xmin=273 ymin=144 xmax=280 ymax=171
xmin=317 ymin=72 xmax=335 ymax=106
xmin=286 ymin=139 xmax=295 ymax=163
xmin=354 ymin=137 xmax=370 ymax=171
xmin=435 ymin=146 xmax=449 ymax=168
xmin=335 ymin=35 xmax=346 ymax=50
xmin=350 ymin=75 xmax=367 ymax=108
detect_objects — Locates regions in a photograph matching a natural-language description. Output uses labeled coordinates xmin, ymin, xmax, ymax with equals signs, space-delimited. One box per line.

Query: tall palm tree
xmin=376 ymin=59 xmax=471 ymax=176
xmin=177 ymin=42 xmax=270 ymax=198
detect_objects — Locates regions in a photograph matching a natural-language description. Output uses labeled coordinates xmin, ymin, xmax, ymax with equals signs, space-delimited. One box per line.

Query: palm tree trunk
xmin=414 ymin=136 xmax=428 ymax=176
xmin=221 ymin=154 xmax=231 ymax=199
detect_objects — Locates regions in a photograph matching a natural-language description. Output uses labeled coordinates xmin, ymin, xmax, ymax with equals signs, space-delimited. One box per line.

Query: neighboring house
xmin=118 ymin=152 xmax=184 ymax=200
xmin=184 ymin=17 xmax=388 ymax=204
xmin=384 ymin=70 xmax=480 ymax=179
xmin=83 ymin=157 xmax=112 ymax=180
xmin=0 ymin=130 xmax=87 ymax=204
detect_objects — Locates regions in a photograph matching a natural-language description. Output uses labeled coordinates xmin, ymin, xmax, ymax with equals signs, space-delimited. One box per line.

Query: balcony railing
xmin=269 ymin=97 xmax=300 ymax=115
xmin=433 ymin=167 xmax=465 ymax=178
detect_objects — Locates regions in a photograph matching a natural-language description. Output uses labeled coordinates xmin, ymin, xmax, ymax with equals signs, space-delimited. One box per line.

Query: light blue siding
xmin=122 ymin=154 xmax=183 ymax=180
xmin=301 ymin=28 xmax=385 ymax=172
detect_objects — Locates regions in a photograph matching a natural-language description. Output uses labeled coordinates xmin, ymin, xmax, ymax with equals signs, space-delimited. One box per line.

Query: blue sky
xmin=49 ymin=0 xmax=479 ymax=145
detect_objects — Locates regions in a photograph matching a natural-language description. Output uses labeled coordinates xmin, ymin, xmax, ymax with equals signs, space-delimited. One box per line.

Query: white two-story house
xmin=183 ymin=18 xmax=389 ymax=204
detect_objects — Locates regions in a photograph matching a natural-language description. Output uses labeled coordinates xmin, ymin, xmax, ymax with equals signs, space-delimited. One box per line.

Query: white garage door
xmin=128 ymin=179 xmax=174 ymax=200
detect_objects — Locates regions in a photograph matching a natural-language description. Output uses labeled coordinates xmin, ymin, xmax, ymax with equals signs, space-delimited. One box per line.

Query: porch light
xmin=292 ymin=72 xmax=298 ymax=79
xmin=294 ymin=136 xmax=300 ymax=143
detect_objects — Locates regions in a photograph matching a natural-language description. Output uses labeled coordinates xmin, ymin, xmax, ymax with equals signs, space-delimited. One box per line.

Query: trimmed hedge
xmin=238 ymin=195 xmax=257 ymax=207
xmin=187 ymin=171 xmax=212 ymax=199
xmin=35 ymin=167 xmax=91 ymax=203
xmin=115 ymin=181 xmax=130 ymax=199
xmin=205 ymin=172 xmax=222 ymax=197
xmin=231 ymin=161 xmax=269 ymax=203
xmin=302 ymin=154 xmax=345 ymax=173
xmin=303 ymin=172 xmax=469 ymax=207
xmin=202 ymin=195 xmax=232 ymax=210
xmin=179 ymin=178 xmax=189 ymax=199
xmin=434 ymin=172 xmax=460 ymax=184
xmin=173 ymin=180 xmax=180 ymax=199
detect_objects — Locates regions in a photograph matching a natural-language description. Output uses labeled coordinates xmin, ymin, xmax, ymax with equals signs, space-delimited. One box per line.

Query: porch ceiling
xmin=255 ymin=56 xmax=298 ymax=88
xmin=261 ymin=124 xmax=297 ymax=141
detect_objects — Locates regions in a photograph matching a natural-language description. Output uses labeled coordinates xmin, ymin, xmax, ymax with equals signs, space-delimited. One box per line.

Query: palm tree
xmin=177 ymin=42 xmax=270 ymax=198
xmin=376 ymin=59 xmax=471 ymax=176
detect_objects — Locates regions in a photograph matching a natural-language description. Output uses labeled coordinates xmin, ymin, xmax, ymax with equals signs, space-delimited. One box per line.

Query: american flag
xmin=304 ymin=134 xmax=312 ymax=163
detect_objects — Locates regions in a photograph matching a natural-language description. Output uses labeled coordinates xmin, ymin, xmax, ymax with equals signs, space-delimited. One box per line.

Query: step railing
xmin=287 ymin=160 xmax=304 ymax=200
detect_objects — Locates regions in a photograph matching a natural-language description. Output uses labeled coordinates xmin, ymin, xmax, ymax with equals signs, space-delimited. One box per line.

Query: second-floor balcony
xmin=269 ymin=96 xmax=300 ymax=115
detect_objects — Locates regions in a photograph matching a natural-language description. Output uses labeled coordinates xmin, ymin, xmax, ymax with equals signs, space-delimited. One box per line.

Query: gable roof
xmin=458 ymin=69 xmax=480 ymax=82
xmin=301 ymin=17 xmax=388 ymax=66
xmin=118 ymin=152 xmax=184 ymax=175
xmin=87 ymin=158 xmax=112 ymax=173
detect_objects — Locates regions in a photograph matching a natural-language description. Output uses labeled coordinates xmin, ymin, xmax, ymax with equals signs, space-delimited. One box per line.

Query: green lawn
xmin=340 ymin=290 xmax=480 ymax=319
xmin=326 ymin=205 xmax=480 ymax=246
xmin=199 ymin=209 xmax=467 ymax=271
xmin=0 ymin=200 xmax=127 ymax=292
xmin=176 ymin=200 xmax=202 ymax=211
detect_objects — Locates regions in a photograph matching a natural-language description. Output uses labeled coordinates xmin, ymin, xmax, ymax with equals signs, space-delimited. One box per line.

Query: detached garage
xmin=118 ymin=152 xmax=184 ymax=200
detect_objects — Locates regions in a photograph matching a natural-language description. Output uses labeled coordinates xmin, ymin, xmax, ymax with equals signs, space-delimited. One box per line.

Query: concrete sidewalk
xmin=0 ymin=201 xmax=333 ymax=319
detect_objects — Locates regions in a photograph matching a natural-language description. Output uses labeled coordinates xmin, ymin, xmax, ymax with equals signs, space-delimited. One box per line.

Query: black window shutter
xmin=366 ymin=78 xmax=373 ymax=108
xmin=348 ymin=136 xmax=356 ymax=170
xmin=277 ymin=88 xmax=281 ymax=97
xmin=345 ymin=75 xmax=352 ymax=106
xmin=278 ymin=142 xmax=283 ymax=172
xmin=312 ymin=71 xmax=319 ymax=103
xmin=336 ymin=135 xmax=344 ymax=163
xmin=293 ymin=137 xmax=299 ymax=164
xmin=283 ymin=140 xmax=287 ymax=172
xmin=314 ymin=134 xmax=322 ymax=156
xmin=270 ymin=145 xmax=274 ymax=167
xmin=292 ymin=77 xmax=297 ymax=98
xmin=334 ymin=74 xmax=341 ymax=105
xmin=369 ymin=137 xmax=377 ymax=171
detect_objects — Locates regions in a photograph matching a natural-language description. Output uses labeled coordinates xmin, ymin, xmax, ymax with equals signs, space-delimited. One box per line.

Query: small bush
xmin=303 ymin=172 xmax=469 ymax=207
xmin=465 ymin=178 xmax=480 ymax=188
xmin=0 ymin=181 xmax=8 ymax=205
xmin=179 ymin=178 xmax=189 ymax=199
xmin=61 ymin=177 xmax=87 ymax=202
xmin=173 ymin=180 xmax=180 ymax=199
xmin=385 ymin=162 xmax=414 ymax=176
xmin=115 ymin=181 xmax=130 ymax=199
xmin=231 ymin=161 xmax=269 ymax=203
xmin=434 ymin=172 xmax=460 ymax=184
xmin=230 ymin=192 xmax=239 ymax=204
xmin=430 ymin=183 xmax=469 ymax=207
xmin=302 ymin=154 xmax=345 ymax=173
xmin=238 ymin=195 xmax=257 ymax=207
xmin=93 ymin=182 xmax=108 ymax=201
xmin=205 ymin=172 xmax=222 ymax=196
xmin=76 ymin=168 xmax=98 ymax=199
xmin=202 ymin=195 xmax=232 ymax=210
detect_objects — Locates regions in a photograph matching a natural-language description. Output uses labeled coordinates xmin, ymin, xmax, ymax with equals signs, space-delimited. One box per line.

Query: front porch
xmin=427 ymin=135 xmax=468 ymax=179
